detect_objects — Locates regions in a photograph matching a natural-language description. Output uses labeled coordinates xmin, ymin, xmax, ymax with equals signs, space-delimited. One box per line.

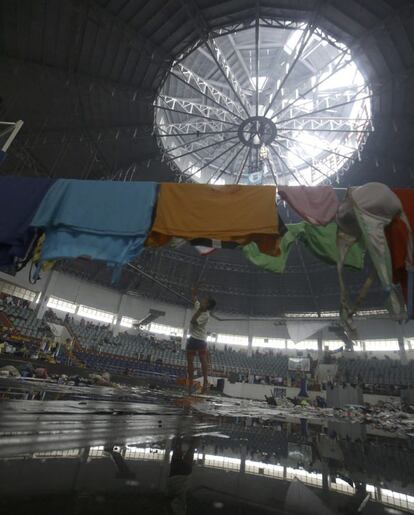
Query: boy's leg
xmin=183 ymin=441 xmax=196 ymax=468
xmin=186 ymin=350 xmax=195 ymax=394
xmin=199 ymin=350 xmax=209 ymax=393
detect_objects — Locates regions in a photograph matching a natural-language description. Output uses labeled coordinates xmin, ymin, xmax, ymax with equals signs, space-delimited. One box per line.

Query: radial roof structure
xmin=155 ymin=21 xmax=372 ymax=186
xmin=1 ymin=0 xmax=414 ymax=316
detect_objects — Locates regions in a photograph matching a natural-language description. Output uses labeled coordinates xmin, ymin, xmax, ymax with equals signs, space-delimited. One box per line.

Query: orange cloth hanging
xmin=386 ymin=188 xmax=414 ymax=310
xmin=146 ymin=184 xmax=280 ymax=256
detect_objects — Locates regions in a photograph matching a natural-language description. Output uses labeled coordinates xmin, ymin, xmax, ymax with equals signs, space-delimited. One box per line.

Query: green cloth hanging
xmin=243 ymin=222 xmax=365 ymax=273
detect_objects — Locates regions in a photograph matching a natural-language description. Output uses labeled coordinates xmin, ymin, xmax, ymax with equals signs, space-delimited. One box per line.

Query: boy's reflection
xmin=167 ymin=437 xmax=198 ymax=515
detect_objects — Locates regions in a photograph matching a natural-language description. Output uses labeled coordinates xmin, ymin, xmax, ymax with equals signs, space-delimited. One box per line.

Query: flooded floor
xmin=0 ymin=377 xmax=413 ymax=514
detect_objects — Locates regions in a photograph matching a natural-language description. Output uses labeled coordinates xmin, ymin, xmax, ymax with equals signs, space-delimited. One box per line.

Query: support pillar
xmin=160 ymin=438 xmax=173 ymax=492
xmin=240 ymin=444 xmax=247 ymax=474
xmin=35 ymin=270 xmax=54 ymax=320
xmin=247 ymin=318 xmax=253 ymax=357
xmin=317 ymin=331 xmax=323 ymax=360
xmin=113 ymin=294 xmax=126 ymax=337
xmin=322 ymin=462 xmax=331 ymax=492
xmin=181 ymin=308 xmax=192 ymax=351
xmin=397 ymin=323 xmax=408 ymax=365
xmin=375 ymin=486 xmax=382 ymax=502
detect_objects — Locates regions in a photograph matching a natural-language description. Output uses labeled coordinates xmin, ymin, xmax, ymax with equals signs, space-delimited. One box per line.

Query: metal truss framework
xmin=154 ymin=12 xmax=375 ymax=186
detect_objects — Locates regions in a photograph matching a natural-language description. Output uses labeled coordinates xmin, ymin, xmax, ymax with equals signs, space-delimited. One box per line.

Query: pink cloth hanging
xmin=278 ymin=185 xmax=339 ymax=225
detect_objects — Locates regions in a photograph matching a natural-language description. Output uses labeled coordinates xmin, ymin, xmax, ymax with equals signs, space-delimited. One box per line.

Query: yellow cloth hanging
xmin=32 ymin=234 xmax=55 ymax=272
xmin=146 ymin=184 xmax=280 ymax=256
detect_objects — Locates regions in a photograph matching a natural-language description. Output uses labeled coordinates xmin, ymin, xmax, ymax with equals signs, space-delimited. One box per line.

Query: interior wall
xmin=2 ymin=269 xmax=414 ymax=342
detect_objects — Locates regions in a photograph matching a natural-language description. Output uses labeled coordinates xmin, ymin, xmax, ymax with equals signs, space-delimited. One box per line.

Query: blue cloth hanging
xmin=32 ymin=179 xmax=157 ymax=235
xmin=30 ymin=180 xmax=158 ymax=278
xmin=0 ymin=176 xmax=55 ymax=266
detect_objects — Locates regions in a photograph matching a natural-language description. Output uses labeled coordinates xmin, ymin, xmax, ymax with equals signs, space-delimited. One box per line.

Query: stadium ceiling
xmin=1 ymin=0 xmax=414 ymax=316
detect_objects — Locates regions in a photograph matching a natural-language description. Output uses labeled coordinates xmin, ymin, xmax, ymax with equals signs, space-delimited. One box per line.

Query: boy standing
xmin=186 ymin=287 xmax=216 ymax=394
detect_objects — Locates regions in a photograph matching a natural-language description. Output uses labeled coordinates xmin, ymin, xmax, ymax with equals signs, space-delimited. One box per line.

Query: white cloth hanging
xmin=286 ymin=320 xmax=330 ymax=344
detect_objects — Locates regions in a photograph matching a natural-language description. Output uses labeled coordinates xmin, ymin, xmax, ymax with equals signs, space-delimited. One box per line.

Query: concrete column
xmin=35 ymin=270 xmax=55 ymax=320
xmin=317 ymin=331 xmax=323 ymax=360
xmin=397 ymin=323 xmax=408 ymax=365
xmin=181 ymin=307 xmax=192 ymax=351
xmin=112 ymin=294 xmax=126 ymax=336
xmin=159 ymin=438 xmax=173 ymax=492
xmin=240 ymin=444 xmax=247 ymax=474
xmin=322 ymin=462 xmax=331 ymax=492
xmin=79 ymin=446 xmax=90 ymax=463
xmin=29 ymin=292 xmax=40 ymax=310
xmin=247 ymin=317 xmax=253 ymax=357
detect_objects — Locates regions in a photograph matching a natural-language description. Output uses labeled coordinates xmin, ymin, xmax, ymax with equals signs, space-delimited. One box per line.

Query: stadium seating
xmin=4 ymin=303 xmax=413 ymax=387
xmin=337 ymin=356 xmax=414 ymax=386
xmin=2 ymin=303 xmax=52 ymax=340
xmin=67 ymin=319 xmax=289 ymax=377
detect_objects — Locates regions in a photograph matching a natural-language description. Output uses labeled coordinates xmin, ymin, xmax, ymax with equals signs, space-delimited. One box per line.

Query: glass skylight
xmin=155 ymin=18 xmax=372 ymax=186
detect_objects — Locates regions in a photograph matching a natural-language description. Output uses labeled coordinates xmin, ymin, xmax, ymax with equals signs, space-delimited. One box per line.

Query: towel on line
xmin=278 ymin=185 xmax=339 ymax=226
xmin=0 ymin=176 xmax=55 ymax=267
xmin=146 ymin=183 xmax=280 ymax=256
xmin=243 ymin=222 xmax=365 ymax=273
xmin=30 ymin=179 xmax=158 ymax=277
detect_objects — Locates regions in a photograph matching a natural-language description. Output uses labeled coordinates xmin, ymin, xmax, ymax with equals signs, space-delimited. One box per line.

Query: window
xmin=380 ymin=489 xmax=414 ymax=512
xmin=77 ymin=305 xmax=115 ymax=324
xmin=286 ymin=467 xmax=322 ymax=487
xmin=287 ymin=339 xmax=318 ymax=350
xmin=47 ymin=296 xmax=77 ymax=314
xmin=33 ymin=449 xmax=80 ymax=458
xmin=245 ymin=460 xmax=284 ymax=478
xmin=89 ymin=446 xmax=105 ymax=458
xmin=323 ymin=340 xmax=344 ymax=351
xmin=216 ymin=333 xmax=248 ymax=346
xmin=356 ymin=309 xmax=388 ymax=317
xmin=0 ymin=280 xmax=37 ymax=303
xmin=204 ymin=454 xmax=241 ymax=471
xmin=285 ymin=312 xmax=319 ymax=318
xmin=331 ymin=478 xmax=355 ymax=495
xmin=320 ymin=311 xmax=340 ymax=318
xmin=146 ymin=323 xmax=183 ymax=338
xmin=364 ymin=339 xmax=399 ymax=352
xmin=120 ymin=316 xmax=137 ymax=329
xmin=252 ymin=337 xmax=286 ymax=349
xmin=124 ymin=447 xmax=165 ymax=461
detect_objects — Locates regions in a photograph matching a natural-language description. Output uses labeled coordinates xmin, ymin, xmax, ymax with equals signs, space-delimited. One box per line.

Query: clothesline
xmin=0 ymin=177 xmax=413 ymax=331
xmin=277 ymin=186 xmax=347 ymax=191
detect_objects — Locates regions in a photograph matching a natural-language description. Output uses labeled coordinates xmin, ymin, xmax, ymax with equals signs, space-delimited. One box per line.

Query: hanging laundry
xmin=302 ymin=222 xmax=365 ymax=269
xmin=146 ymin=184 xmax=280 ymax=256
xmin=336 ymin=182 xmax=406 ymax=332
xmin=168 ymin=237 xmax=238 ymax=256
xmin=243 ymin=222 xmax=365 ymax=273
xmin=286 ymin=320 xmax=330 ymax=344
xmin=31 ymin=233 xmax=55 ymax=281
xmin=386 ymin=189 xmax=414 ymax=316
xmin=0 ymin=176 xmax=55 ymax=268
xmin=242 ymin=226 xmax=300 ymax=273
xmin=30 ymin=180 xmax=158 ymax=279
xmin=278 ymin=185 xmax=339 ymax=225
xmin=190 ymin=238 xmax=239 ymax=250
